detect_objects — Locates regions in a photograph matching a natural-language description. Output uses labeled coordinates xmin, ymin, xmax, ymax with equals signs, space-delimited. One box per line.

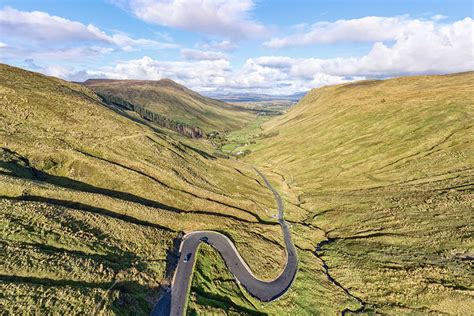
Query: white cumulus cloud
xmin=264 ymin=15 xmax=465 ymax=49
xmin=181 ymin=48 xmax=228 ymax=61
xmin=197 ymin=40 xmax=236 ymax=51
xmin=9 ymin=10 xmax=472 ymax=96
xmin=0 ymin=6 xmax=177 ymax=60
xmin=115 ymin=0 xmax=267 ymax=39
xmin=96 ymin=56 xmax=232 ymax=83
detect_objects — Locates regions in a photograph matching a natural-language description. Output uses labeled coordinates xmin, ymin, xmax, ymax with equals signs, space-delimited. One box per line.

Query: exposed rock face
xmin=98 ymin=92 xmax=205 ymax=139
xmin=83 ymin=78 xmax=254 ymax=135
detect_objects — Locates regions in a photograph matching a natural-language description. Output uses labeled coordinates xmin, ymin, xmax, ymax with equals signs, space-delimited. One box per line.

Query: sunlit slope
xmin=84 ymin=78 xmax=254 ymax=133
xmin=248 ymin=72 xmax=474 ymax=313
xmin=254 ymin=72 xmax=473 ymax=190
xmin=0 ymin=64 xmax=284 ymax=314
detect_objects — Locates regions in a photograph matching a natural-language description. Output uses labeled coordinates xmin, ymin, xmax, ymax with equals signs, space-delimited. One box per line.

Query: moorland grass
xmin=2 ymin=63 xmax=472 ymax=314
xmin=187 ymin=72 xmax=473 ymax=315
xmin=242 ymin=72 xmax=474 ymax=314
xmin=0 ymin=64 xmax=288 ymax=314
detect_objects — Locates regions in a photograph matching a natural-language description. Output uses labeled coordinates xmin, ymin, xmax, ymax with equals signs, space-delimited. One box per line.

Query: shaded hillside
xmin=84 ymin=79 xmax=255 ymax=136
xmin=0 ymin=64 xmax=289 ymax=314
xmin=244 ymin=72 xmax=474 ymax=313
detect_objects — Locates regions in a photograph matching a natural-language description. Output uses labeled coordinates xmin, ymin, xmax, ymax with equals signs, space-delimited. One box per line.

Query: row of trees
xmin=99 ymin=93 xmax=204 ymax=139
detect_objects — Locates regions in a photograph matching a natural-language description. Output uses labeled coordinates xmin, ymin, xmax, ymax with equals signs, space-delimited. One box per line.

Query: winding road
xmin=152 ymin=168 xmax=298 ymax=316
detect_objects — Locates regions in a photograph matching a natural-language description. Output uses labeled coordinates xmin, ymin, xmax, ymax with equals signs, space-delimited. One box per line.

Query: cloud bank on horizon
xmin=0 ymin=0 xmax=472 ymax=95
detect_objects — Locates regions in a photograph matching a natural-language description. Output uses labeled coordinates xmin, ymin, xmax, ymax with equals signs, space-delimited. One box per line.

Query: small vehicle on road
xmin=200 ymin=237 xmax=209 ymax=243
xmin=183 ymin=252 xmax=192 ymax=263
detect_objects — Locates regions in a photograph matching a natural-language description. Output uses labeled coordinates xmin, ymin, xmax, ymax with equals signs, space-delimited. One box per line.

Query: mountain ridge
xmin=245 ymin=70 xmax=474 ymax=314
xmin=83 ymin=78 xmax=255 ymax=135
xmin=0 ymin=62 xmax=290 ymax=314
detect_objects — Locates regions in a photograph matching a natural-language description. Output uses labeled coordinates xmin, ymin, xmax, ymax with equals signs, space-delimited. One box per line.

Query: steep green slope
xmin=84 ymin=79 xmax=255 ymax=136
xmin=242 ymin=72 xmax=474 ymax=313
xmin=0 ymin=63 xmax=380 ymax=315
xmin=0 ymin=64 xmax=291 ymax=314
xmin=3 ymin=63 xmax=472 ymax=315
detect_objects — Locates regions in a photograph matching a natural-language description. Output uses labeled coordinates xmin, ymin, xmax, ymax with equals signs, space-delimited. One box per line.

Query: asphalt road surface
xmin=152 ymin=168 xmax=298 ymax=316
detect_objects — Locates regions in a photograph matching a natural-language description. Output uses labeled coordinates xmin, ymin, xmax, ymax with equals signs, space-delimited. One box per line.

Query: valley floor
xmin=187 ymin=72 xmax=474 ymax=315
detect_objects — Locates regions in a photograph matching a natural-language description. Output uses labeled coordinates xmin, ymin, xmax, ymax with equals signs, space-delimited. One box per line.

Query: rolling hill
xmin=207 ymin=91 xmax=306 ymax=103
xmin=1 ymin=63 xmax=473 ymax=315
xmin=240 ymin=72 xmax=474 ymax=313
xmin=0 ymin=63 xmax=392 ymax=315
xmin=83 ymin=79 xmax=255 ymax=137
xmin=0 ymin=64 xmax=293 ymax=314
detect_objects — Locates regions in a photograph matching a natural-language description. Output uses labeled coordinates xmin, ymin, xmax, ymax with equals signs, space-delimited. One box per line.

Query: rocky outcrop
xmin=98 ymin=92 xmax=204 ymax=139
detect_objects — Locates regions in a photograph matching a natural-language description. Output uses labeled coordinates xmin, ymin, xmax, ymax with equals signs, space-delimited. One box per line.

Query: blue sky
xmin=0 ymin=0 xmax=472 ymax=94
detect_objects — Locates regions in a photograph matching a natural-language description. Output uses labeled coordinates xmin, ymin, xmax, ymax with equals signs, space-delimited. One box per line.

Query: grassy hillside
xmin=0 ymin=63 xmax=381 ymax=315
xmin=2 ymin=63 xmax=472 ymax=315
xmin=84 ymin=79 xmax=255 ymax=135
xmin=0 ymin=64 xmax=294 ymax=314
xmin=240 ymin=72 xmax=473 ymax=313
